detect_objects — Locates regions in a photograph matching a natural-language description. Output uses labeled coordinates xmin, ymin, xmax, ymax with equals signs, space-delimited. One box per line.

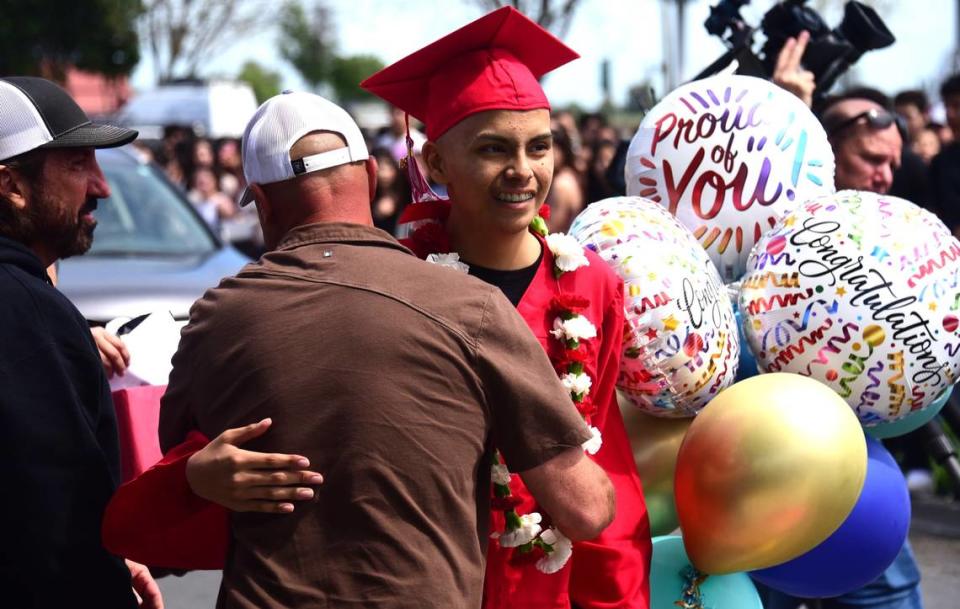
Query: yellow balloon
xmin=674 ymin=373 xmax=867 ymax=575
xmin=618 ymin=392 xmax=691 ymax=536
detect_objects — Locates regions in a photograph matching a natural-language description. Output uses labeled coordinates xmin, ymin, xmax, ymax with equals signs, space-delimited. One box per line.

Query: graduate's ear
xmin=421 ymin=141 xmax=448 ymax=185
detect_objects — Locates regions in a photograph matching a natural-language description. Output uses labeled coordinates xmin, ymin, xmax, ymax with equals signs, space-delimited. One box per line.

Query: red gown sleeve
xmin=569 ymin=278 xmax=652 ymax=609
xmin=102 ymin=431 xmax=228 ymax=570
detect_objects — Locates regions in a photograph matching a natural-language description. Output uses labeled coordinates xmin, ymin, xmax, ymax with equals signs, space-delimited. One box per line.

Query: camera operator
xmin=771 ymin=30 xmax=816 ymax=107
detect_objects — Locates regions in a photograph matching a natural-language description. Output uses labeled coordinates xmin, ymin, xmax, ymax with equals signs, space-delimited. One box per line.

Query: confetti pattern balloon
xmin=740 ymin=191 xmax=960 ymax=423
xmin=626 ymin=74 xmax=835 ymax=282
xmin=570 ymin=196 xmax=740 ymax=417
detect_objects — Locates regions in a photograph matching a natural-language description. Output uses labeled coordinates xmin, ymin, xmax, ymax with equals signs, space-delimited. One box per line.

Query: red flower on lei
xmin=551 ymin=293 xmax=590 ymax=314
xmin=407 ymin=222 xmax=451 ymax=259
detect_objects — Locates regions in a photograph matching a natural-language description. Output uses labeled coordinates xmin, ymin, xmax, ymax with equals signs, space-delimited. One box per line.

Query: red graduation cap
xmin=361 ymin=6 xmax=579 ymax=140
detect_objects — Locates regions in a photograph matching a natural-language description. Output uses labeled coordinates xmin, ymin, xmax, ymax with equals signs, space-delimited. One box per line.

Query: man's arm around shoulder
xmin=475 ymin=288 xmax=616 ymax=540
xmin=518 ymin=446 xmax=615 ymax=542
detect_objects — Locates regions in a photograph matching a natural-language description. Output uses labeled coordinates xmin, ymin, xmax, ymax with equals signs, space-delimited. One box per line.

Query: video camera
xmin=697 ymin=0 xmax=895 ymax=105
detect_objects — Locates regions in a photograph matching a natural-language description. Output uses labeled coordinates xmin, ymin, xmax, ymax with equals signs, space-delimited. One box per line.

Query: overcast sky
xmin=131 ymin=0 xmax=959 ymax=111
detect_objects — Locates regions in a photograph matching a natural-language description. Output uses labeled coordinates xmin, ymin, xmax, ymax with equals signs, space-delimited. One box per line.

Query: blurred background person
xmin=894 ymin=89 xmax=932 ymax=146
xmin=374 ymin=105 xmax=427 ymax=164
xmin=912 ymin=126 xmax=942 ymax=164
xmin=553 ymin=109 xmax=583 ymax=166
xmin=930 ymin=74 xmax=960 ymax=234
xmin=370 ymin=147 xmax=411 ymax=236
xmin=188 ymin=166 xmax=236 ymax=234
xmin=216 ymin=138 xmax=245 ymax=202
xmin=545 ymin=124 xmax=584 ymax=233
xmin=191 ymin=138 xmax=215 ymax=175
xmin=586 ymin=135 xmax=620 ymax=204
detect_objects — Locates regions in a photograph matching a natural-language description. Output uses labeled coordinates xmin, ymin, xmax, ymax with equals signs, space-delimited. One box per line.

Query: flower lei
xmin=411 ymin=203 xmax=600 ymax=575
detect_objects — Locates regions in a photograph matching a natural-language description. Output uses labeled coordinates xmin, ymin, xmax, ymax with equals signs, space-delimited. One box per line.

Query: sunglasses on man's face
xmin=825 ymin=108 xmax=902 ymax=138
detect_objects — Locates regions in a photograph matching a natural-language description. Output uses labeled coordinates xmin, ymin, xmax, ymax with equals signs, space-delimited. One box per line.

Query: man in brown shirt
xmin=159 ymin=91 xmax=614 ymax=608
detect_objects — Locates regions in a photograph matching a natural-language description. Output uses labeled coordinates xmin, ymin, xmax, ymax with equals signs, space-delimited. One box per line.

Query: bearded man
xmin=0 ymin=76 xmax=162 ymax=608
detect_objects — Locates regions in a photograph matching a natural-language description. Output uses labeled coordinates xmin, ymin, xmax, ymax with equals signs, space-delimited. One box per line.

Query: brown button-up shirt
xmin=159 ymin=223 xmax=590 ymax=609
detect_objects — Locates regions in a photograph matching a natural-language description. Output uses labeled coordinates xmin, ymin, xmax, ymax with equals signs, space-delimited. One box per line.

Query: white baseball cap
xmin=239 ymin=91 xmax=369 ymax=207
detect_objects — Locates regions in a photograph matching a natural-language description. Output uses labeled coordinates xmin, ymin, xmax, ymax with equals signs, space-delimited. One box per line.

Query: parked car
xmin=57 ymin=147 xmax=251 ymax=324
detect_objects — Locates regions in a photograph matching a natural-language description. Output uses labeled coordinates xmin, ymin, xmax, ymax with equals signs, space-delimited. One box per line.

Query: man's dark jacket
xmin=930 ymin=143 xmax=960 ymax=231
xmin=0 ymin=236 xmax=135 ymax=608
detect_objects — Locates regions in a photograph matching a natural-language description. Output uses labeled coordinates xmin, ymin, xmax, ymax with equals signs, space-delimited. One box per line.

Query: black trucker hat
xmin=0 ymin=76 xmax=137 ymax=162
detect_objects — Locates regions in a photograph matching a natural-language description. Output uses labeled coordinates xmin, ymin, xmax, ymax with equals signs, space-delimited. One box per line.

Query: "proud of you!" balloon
xmin=626 ymin=74 xmax=835 ymax=282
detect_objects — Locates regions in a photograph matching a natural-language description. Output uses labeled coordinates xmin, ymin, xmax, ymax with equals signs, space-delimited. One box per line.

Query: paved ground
xmin=155 ymin=513 xmax=960 ymax=608
xmin=912 ymin=531 xmax=960 ymax=609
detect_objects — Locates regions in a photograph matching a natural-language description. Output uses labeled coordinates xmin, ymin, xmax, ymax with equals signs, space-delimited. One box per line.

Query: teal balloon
xmin=651 ymin=536 xmax=763 ymax=609
xmin=866 ymin=387 xmax=953 ymax=439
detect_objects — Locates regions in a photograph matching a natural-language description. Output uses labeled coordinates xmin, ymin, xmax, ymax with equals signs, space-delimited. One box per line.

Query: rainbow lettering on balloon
xmin=627 ymin=74 xmax=834 ymax=282
xmin=570 ymin=196 xmax=740 ymax=417
xmin=740 ymin=191 xmax=960 ymax=423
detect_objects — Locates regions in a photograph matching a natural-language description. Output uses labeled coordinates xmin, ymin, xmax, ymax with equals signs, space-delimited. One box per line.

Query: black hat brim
xmin=39 ymin=122 xmax=138 ymax=150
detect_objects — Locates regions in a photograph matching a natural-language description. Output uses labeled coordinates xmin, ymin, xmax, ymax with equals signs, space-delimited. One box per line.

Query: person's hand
xmin=186 ymin=418 xmax=324 ymax=513
xmin=91 ymin=326 xmax=130 ymax=378
xmin=773 ymin=30 xmax=816 ymax=108
xmin=126 ymin=559 xmax=163 ymax=609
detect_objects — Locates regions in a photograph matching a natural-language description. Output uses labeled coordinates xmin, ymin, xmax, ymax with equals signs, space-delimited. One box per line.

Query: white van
xmin=117 ymin=79 xmax=259 ymax=140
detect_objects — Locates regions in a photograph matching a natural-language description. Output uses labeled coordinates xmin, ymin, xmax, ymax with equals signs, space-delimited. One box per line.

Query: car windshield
xmin=88 ymin=152 xmax=217 ymax=256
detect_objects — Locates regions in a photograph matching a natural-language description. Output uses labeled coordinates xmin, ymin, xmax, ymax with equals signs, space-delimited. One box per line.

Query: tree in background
xmin=140 ymin=0 xmax=268 ymax=82
xmin=238 ymin=60 xmax=282 ymax=103
xmin=0 ymin=0 xmax=142 ymax=81
xmin=471 ymin=0 xmax=582 ymax=38
xmin=330 ymin=55 xmax=385 ymax=103
xmin=278 ymin=0 xmax=384 ymax=103
xmin=278 ymin=0 xmax=335 ymax=89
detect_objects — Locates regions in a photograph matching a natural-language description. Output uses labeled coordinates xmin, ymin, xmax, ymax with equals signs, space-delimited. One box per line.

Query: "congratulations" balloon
xmin=626 ymin=74 xmax=835 ymax=282
xmin=740 ymin=191 xmax=960 ymax=423
xmin=570 ymin=197 xmax=740 ymax=416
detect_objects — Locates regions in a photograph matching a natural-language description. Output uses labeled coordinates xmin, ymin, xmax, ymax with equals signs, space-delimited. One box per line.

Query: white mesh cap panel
xmin=241 ymin=91 xmax=368 ymax=187
xmin=0 ymin=81 xmax=53 ymax=161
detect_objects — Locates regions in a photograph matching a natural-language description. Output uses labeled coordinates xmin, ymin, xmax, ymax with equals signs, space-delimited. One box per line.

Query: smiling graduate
xmin=362 ymin=7 xmax=652 ymax=609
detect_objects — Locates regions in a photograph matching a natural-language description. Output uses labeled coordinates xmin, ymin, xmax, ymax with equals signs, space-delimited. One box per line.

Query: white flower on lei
xmin=550 ymin=315 xmax=597 ymax=343
xmin=582 ymin=426 xmax=603 ymax=455
xmin=536 ymin=528 xmax=574 ymax=574
xmin=491 ymin=463 xmax=512 ymax=486
xmin=426 ymin=252 xmax=469 ymax=273
xmin=561 ymin=372 xmax=593 ymax=397
xmin=546 ymin=233 xmax=589 ymax=273
xmin=493 ymin=512 xmax=543 ymax=548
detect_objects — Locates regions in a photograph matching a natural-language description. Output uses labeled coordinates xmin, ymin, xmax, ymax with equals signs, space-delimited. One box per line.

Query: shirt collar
xmin=0 ymin=236 xmax=51 ymax=283
xmin=276 ymin=222 xmax=414 ymax=256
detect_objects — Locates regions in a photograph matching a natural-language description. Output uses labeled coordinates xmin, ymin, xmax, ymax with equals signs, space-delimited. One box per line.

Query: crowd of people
xmin=141 ymin=105 xmax=633 ymax=249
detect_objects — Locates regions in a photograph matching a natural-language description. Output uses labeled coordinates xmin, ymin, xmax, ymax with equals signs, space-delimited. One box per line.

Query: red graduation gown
xmin=481 ymin=238 xmax=651 ymax=609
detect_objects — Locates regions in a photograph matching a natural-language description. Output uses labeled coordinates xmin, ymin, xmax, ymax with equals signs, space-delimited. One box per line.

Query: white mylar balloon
xmin=570 ymin=196 xmax=740 ymax=417
xmin=740 ymin=191 xmax=960 ymax=424
xmin=626 ymin=74 xmax=835 ymax=282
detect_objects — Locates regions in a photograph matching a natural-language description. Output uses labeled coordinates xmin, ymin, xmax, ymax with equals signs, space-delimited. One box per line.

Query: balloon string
xmin=674 ymin=566 xmax=709 ymax=609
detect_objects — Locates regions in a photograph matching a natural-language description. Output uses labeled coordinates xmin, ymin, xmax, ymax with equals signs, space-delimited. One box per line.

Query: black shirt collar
xmin=0 ymin=236 xmax=51 ymax=283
